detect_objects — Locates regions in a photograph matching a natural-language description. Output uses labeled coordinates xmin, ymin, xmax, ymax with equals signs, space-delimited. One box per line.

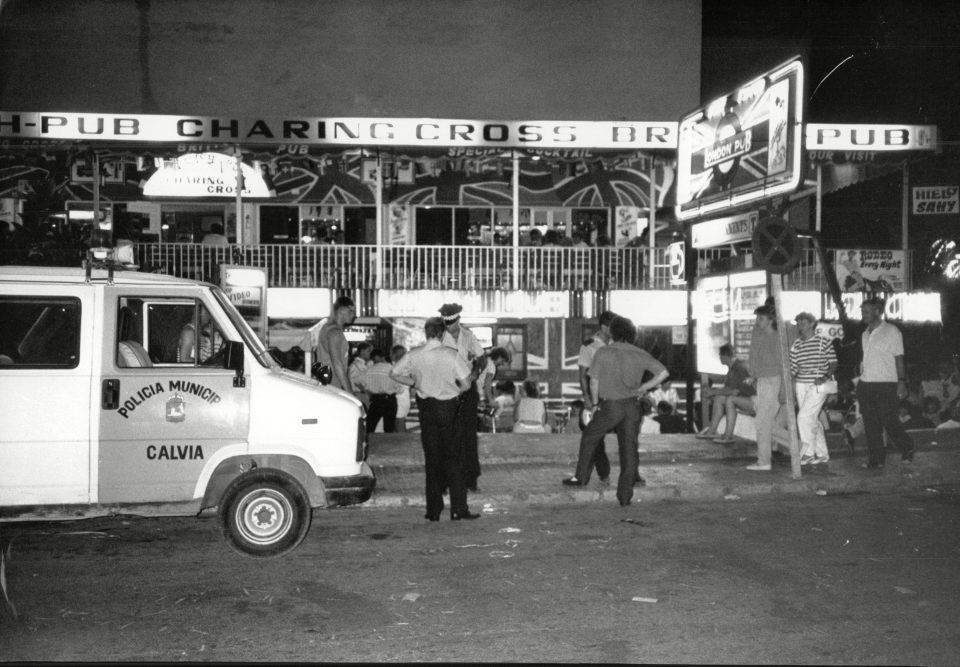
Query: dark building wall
xmin=0 ymin=0 xmax=701 ymax=120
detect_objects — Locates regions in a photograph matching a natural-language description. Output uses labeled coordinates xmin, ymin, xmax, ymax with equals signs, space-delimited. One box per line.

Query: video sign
xmin=676 ymin=58 xmax=804 ymax=221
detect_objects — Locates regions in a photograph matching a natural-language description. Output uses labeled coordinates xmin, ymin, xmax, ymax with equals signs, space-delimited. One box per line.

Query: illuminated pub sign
xmin=0 ymin=110 xmax=938 ymax=160
xmin=0 ymin=111 xmax=677 ymax=151
xmin=142 ymin=153 xmax=273 ymax=197
xmin=676 ymin=57 xmax=805 ymax=221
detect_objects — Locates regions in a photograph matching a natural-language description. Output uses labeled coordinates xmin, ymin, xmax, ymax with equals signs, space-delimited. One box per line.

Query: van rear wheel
xmin=219 ymin=471 xmax=312 ymax=557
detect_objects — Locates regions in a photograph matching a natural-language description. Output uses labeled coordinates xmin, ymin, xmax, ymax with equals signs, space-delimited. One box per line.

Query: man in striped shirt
xmin=789 ymin=312 xmax=838 ymax=466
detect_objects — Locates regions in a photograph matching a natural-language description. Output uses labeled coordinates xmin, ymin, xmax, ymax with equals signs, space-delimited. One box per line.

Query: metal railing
xmin=134 ymin=243 xmax=686 ymax=291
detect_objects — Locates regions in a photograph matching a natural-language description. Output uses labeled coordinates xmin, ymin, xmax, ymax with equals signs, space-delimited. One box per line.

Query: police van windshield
xmin=210 ymin=287 xmax=279 ymax=369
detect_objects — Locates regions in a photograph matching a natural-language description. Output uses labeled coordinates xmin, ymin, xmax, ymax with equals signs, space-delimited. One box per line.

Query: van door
xmin=0 ymin=286 xmax=93 ymax=506
xmin=97 ymin=289 xmax=251 ymax=503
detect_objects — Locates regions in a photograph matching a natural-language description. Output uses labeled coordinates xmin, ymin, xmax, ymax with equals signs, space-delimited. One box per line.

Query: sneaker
xmin=746 ymin=463 xmax=772 ymax=471
xmin=562 ymin=477 xmax=584 ymax=487
xmin=812 ymin=456 xmax=829 ymax=465
xmin=800 ymin=455 xmax=816 ymax=466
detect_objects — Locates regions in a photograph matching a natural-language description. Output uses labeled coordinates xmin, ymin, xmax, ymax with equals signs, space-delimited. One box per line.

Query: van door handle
xmin=102 ymin=379 xmax=120 ymax=410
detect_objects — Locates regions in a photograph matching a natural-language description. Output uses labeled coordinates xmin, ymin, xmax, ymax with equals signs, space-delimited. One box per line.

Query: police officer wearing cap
xmin=439 ymin=303 xmax=486 ymax=491
xmin=391 ymin=317 xmax=480 ymax=521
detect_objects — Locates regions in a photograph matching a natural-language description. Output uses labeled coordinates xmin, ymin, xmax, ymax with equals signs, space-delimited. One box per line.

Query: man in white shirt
xmin=858 ymin=297 xmax=914 ymax=468
xmin=440 ymin=303 xmax=486 ymax=491
xmin=391 ymin=317 xmax=479 ymax=521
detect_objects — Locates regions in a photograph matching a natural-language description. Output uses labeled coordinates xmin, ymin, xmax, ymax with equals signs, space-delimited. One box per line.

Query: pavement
xmin=363 ymin=427 xmax=960 ymax=510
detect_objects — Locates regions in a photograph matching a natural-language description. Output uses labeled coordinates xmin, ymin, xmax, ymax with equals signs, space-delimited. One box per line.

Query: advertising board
xmin=676 ymin=58 xmax=804 ymax=221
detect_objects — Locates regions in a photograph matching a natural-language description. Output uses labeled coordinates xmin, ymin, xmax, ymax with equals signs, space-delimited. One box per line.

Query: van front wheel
xmin=219 ymin=471 xmax=312 ymax=557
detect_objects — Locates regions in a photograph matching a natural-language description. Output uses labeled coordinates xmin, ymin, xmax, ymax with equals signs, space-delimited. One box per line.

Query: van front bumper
xmin=321 ymin=462 xmax=376 ymax=507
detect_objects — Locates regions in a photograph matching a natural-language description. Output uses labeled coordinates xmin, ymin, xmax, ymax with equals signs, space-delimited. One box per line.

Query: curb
xmin=362 ymin=457 xmax=959 ymax=510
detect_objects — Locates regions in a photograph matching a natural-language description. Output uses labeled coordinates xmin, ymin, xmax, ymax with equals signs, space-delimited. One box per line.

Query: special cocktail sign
xmin=675 ymin=57 xmax=805 ymax=221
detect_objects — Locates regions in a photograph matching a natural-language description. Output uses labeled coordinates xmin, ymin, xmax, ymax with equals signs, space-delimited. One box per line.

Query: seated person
xmin=492 ymin=380 xmax=516 ymax=431
xmin=900 ymin=399 xmax=936 ymax=430
xmin=649 ymin=379 xmax=679 ymax=411
xmin=653 ymin=400 xmax=687 ymax=434
xmin=921 ymin=395 xmax=944 ymax=427
xmin=698 ymin=344 xmax=755 ymax=442
xmin=178 ymin=308 xmax=221 ymax=364
xmin=640 ymin=398 xmax=660 ymax=435
xmin=936 ymin=403 xmax=960 ymax=430
xmin=512 ymin=380 xmax=549 ymax=434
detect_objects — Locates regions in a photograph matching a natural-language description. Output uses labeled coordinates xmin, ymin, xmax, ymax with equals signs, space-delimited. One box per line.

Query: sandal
xmin=713 ymin=437 xmax=736 ymax=444
xmin=695 ymin=430 xmax=717 ymax=439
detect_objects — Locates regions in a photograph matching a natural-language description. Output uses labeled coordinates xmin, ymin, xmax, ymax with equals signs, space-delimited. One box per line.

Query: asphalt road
xmin=2 ymin=487 xmax=960 ymax=664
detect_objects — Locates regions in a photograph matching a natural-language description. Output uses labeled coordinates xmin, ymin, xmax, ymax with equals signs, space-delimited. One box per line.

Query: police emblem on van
xmin=166 ymin=393 xmax=185 ymax=422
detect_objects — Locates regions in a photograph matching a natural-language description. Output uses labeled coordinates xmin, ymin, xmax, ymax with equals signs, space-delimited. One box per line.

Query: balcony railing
xmin=134 ymin=243 xmax=683 ymax=291
xmin=131 ymin=243 xmax=915 ymax=293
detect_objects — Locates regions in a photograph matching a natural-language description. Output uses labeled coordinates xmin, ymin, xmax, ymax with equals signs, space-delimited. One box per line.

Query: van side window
xmin=143 ymin=300 xmax=226 ymax=366
xmin=0 ymin=296 xmax=81 ymax=368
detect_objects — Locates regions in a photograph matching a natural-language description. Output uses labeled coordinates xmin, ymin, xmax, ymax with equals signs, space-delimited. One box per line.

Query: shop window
xmin=572 ymin=208 xmax=610 ymax=245
xmin=343 ymin=206 xmax=377 ymax=244
xmin=415 ymin=207 xmax=453 ymax=245
xmin=260 ymin=205 xmax=299 ymax=244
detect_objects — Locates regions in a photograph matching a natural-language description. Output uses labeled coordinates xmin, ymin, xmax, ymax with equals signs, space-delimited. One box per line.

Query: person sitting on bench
xmin=697 ymin=344 xmax=755 ymax=443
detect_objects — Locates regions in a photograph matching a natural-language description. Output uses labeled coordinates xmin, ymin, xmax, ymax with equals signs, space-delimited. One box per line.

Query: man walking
xmin=316 ymin=296 xmax=356 ymax=394
xmin=857 ymin=297 xmax=914 ymax=468
xmin=576 ymin=310 xmax=615 ymax=482
xmin=562 ymin=316 xmax=669 ymax=506
xmin=391 ymin=317 xmax=480 ymax=521
xmin=439 ymin=303 xmax=486 ymax=491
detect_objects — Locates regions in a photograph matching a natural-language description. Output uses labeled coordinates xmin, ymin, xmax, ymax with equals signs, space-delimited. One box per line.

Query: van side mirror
xmin=225 ymin=341 xmax=246 ymax=387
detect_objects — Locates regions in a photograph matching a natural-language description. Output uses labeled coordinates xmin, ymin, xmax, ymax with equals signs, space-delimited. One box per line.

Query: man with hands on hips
xmin=562 ymin=315 xmax=669 ymax=507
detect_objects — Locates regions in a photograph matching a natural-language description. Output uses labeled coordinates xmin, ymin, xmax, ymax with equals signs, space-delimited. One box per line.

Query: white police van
xmin=0 ymin=259 xmax=375 ymax=557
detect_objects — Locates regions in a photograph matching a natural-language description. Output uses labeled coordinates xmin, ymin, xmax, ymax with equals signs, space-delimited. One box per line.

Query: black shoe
xmin=562 ymin=477 xmax=584 ymax=487
xmin=451 ymin=511 xmax=480 ymax=520
xmin=634 ymin=476 xmax=646 ymax=487
xmin=467 ymin=484 xmax=479 ymax=492
xmin=424 ymin=514 xmax=440 ymax=522
xmin=902 ymin=452 xmax=915 ymax=463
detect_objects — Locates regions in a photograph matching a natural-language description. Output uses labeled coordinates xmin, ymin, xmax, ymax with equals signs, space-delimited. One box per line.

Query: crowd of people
xmin=297 ymin=293 xmax=952 ymax=519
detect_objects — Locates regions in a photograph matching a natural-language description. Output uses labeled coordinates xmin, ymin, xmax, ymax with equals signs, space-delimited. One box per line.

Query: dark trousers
xmin=417 ymin=396 xmax=468 ymax=517
xmin=367 ymin=393 xmax=397 ymax=433
xmin=575 ymin=397 xmax=641 ymax=506
xmin=858 ymin=382 xmax=914 ymax=465
xmin=457 ymin=384 xmax=481 ymax=487
xmin=579 ymin=411 xmax=611 ymax=478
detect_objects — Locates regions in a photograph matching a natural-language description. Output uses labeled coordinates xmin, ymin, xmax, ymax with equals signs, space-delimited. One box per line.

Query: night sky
xmin=702 ymin=0 xmax=960 ymax=141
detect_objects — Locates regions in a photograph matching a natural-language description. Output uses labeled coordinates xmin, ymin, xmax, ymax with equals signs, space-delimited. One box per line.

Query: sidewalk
xmin=362 ymin=428 xmax=960 ymax=509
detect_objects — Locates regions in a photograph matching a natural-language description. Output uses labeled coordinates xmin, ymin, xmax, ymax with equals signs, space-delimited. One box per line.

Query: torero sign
xmin=0 ymin=111 xmax=677 ymax=150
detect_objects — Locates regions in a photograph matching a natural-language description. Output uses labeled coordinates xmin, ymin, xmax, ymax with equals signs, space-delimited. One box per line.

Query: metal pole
xmin=648 ymin=156 xmax=657 ymax=287
xmin=770 ymin=274 xmax=802 ymax=479
xmin=901 ymin=162 xmax=909 ymax=252
xmin=92 ymin=151 xmax=101 ymax=246
xmin=815 ymin=164 xmax=822 ymax=232
xmin=375 ymin=152 xmax=384 ymax=289
xmin=235 ymin=149 xmax=244 ymax=245
xmin=512 ymin=152 xmax=520 ymax=289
